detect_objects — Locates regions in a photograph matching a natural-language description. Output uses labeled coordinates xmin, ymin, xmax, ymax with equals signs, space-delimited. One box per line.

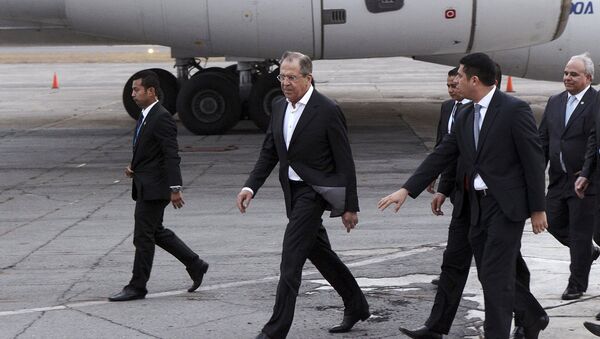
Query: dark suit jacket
xmin=131 ymin=103 xmax=182 ymax=201
xmin=540 ymin=87 xmax=597 ymax=196
xmin=435 ymin=100 xmax=467 ymax=204
xmin=404 ymin=89 xmax=545 ymax=223
xmin=581 ymin=90 xmax=600 ymax=192
xmin=436 ymin=99 xmax=456 ymax=147
xmin=244 ymin=90 xmax=359 ymax=218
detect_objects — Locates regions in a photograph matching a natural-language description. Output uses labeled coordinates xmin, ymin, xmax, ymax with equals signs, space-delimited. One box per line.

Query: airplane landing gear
xmin=121 ymin=59 xmax=282 ymax=135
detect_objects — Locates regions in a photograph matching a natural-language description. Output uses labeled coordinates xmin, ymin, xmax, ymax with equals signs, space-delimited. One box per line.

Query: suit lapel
xmin=289 ymin=92 xmax=320 ymax=148
xmin=273 ymin=99 xmax=287 ymax=148
xmin=564 ymin=88 xmax=593 ymax=133
xmin=556 ymin=92 xmax=568 ymax=129
xmin=133 ymin=105 xmax=158 ymax=156
xmin=463 ymin=102 xmax=477 ymax=156
xmin=475 ymin=91 xmax=501 ymax=157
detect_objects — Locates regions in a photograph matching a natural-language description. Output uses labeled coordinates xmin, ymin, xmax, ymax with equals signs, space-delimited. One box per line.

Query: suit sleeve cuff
xmin=242 ymin=187 xmax=254 ymax=196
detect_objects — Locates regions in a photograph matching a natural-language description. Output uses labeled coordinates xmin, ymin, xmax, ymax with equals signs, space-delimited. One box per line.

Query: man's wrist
xmin=170 ymin=186 xmax=182 ymax=193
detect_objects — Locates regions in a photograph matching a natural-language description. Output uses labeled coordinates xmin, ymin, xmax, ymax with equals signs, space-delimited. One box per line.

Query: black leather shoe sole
xmin=328 ymin=311 xmax=370 ymax=333
xmin=108 ymin=290 xmax=146 ymax=302
xmin=584 ymin=322 xmax=600 ymax=336
xmin=562 ymin=291 xmax=583 ymax=300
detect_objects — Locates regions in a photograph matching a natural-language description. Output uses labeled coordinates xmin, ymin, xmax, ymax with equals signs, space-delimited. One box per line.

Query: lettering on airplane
xmin=571 ymin=1 xmax=594 ymax=15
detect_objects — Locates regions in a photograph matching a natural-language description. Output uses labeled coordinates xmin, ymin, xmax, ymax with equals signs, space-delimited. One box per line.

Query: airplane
xmin=0 ymin=0 xmax=570 ymax=135
xmin=418 ymin=0 xmax=599 ymax=83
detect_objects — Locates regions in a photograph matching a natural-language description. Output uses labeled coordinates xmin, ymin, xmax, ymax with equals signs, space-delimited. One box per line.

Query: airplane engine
xmin=0 ymin=0 xmax=572 ymax=134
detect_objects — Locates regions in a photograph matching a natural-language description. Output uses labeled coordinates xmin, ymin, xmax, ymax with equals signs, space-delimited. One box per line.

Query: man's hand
xmin=125 ymin=165 xmax=134 ymax=178
xmin=341 ymin=211 xmax=358 ymax=233
xmin=575 ymin=176 xmax=589 ymax=199
xmin=431 ymin=192 xmax=446 ymax=216
xmin=426 ymin=179 xmax=437 ymax=194
xmin=378 ymin=188 xmax=409 ymax=212
xmin=171 ymin=191 xmax=185 ymax=209
xmin=237 ymin=190 xmax=253 ymax=213
xmin=530 ymin=211 xmax=548 ymax=234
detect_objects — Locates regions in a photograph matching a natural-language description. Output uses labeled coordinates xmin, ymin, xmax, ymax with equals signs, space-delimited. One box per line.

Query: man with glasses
xmin=237 ymin=51 xmax=369 ymax=339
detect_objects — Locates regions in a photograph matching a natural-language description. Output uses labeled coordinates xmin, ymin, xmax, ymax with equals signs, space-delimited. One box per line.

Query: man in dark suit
xmin=379 ymin=53 xmax=549 ymax=339
xmin=108 ymin=71 xmax=209 ymax=302
xmin=539 ymin=53 xmax=600 ymax=301
xmin=236 ymin=51 xmax=369 ymax=339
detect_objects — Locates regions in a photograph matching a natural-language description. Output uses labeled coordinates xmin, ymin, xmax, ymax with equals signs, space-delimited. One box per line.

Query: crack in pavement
xmin=69 ymin=307 xmax=163 ymax=338
xmin=12 ymin=311 xmax=44 ymax=339
xmin=0 ymin=244 xmax=441 ymax=317
xmin=1 ymin=188 xmax=129 ymax=270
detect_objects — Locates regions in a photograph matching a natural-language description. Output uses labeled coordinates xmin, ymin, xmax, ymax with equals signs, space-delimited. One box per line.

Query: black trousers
xmin=469 ymin=191 xmax=545 ymax=339
xmin=262 ymin=182 xmax=368 ymax=339
xmin=128 ymin=199 xmax=200 ymax=292
xmin=425 ymin=195 xmax=530 ymax=334
xmin=546 ymin=179 xmax=596 ymax=291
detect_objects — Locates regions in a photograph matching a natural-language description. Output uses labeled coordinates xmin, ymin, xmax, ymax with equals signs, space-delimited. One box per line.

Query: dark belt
xmin=289 ymin=180 xmax=307 ymax=188
xmin=475 ymin=189 xmax=489 ymax=198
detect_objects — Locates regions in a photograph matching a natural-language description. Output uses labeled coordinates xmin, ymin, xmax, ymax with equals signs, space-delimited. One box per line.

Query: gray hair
xmin=280 ymin=51 xmax=312 ymax=76
xmin=570 ymin=52 xmax=594 ymax=80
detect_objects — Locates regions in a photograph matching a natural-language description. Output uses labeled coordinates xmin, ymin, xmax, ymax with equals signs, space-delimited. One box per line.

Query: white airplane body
xmin=418 ymin=0 xmax=600 ymax=83
xmin=0 ymin=0 xmax=570 ymax=134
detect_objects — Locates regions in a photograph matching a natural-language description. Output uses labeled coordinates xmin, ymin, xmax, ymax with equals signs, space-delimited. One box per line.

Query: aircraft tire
xmin=248 ymin=69 xmax=283 ymax=132
xmin=122 ymin=68 xmax=178 ymax=120
xmin=176 ymin=71 xmax=241 ymax=135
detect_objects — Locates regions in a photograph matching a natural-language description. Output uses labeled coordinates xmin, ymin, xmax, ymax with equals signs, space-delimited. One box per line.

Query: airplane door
xmin=322 ymin=0 xmax=472 ymax=58
xmin=208 ymin=0 xmax=320 ymax=58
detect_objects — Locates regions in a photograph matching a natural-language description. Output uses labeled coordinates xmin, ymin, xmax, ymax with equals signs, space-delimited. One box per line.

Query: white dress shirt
xmin=140 ymin=100 xmax=159 ymax=123
xmin=283 ymin=85 xmax=314 ymax=181
xmin=447 ymin=98 xmax=471 ymax=133
xmin=473 ymin=86 xmax=496 ymax=190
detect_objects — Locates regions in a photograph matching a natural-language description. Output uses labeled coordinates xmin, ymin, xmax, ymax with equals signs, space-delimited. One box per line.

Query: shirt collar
xmin=141 ymin=100 xmax=159 ymax=119
xmin=286 ymin=85 xmax=314 ymax=108
xmin=569 ymin=85 xmax=590 ymax=102
xmin=459 ymin=98 xmax=471 ymax=105
xmin=475 ymin=86 xmax=496 ymax=109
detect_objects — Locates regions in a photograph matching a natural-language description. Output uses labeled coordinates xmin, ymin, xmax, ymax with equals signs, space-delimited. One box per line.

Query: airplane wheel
xmin=176 ymin=72 xmax=241 ymax=135
xmin=248 ymin=69 xmax=283 ymax=132
xmin=122 ymin=68 xmax=178 ymax=120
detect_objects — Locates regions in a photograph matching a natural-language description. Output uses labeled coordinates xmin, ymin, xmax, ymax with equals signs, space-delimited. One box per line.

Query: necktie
xmin=133 ymin=113 xmax=144 ymax=146
xmin=565 ymin=95 xmax=578 ymax=126
xmin=473 ymin=104 xmax=481 ymax=150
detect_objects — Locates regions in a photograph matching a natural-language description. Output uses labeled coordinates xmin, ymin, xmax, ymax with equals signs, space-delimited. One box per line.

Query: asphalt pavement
xmin=0 ymin=56 xmax=597 ymax=338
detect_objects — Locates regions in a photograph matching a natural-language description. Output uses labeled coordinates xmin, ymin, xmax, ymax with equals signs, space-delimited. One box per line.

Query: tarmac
xmin=0 ymin=54 xmax=598 ymax=338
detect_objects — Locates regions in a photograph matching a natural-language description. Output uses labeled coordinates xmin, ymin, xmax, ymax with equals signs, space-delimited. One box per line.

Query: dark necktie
xmin=451 ymin=102 xmax=462 ymax=123
xmin=133 ymin=113 xmax=144 ymax=146
xmin=473 ymin=104 xmax=481 ymax=150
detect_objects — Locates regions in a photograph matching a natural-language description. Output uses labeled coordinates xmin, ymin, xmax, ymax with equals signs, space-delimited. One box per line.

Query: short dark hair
xmin=448 ymin=67 xmax=459 ymax=77
xmin=132 ymin=70 xmax=161 ymax=93
xmin=459 ymin=53 xmax=496 ymax=86
xmin=494 ymin=62 xmax=502 ymax=88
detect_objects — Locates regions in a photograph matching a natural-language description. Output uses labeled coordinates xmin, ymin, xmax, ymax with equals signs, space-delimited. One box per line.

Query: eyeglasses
xmin=276 ymin=74 xmax=306 ymax=82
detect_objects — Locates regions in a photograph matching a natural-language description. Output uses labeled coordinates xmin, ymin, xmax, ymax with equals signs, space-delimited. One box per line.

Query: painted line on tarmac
xmin=0 ymin=244 xmax=442 ymax=317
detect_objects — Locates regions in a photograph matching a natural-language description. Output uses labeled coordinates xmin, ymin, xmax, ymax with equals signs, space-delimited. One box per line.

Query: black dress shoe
xmin=596 ymin=311 xmax=600 ymax=321
xmin=187 ymin=261 xmax=209 ymax=292
xmin=431 ymin=276 xmax=440 ymax=286
xmin=254 ymin=332 xmax=272 ymax=339
xmin=562 ymin=286 xmax=583 ymax=300
xmin=399 ymin=326 xmax=442 ymax=339
xmin=512 ymin=325 xmax=525 ymax=339
xmin=523 ymin=314 xmax=549 ymax=339
xmin=108 ymin=286 xmax=146 ymax=302
xmin=584 ymin=322 xmax=600 ymax=336
xmin=328 ymin=310 xmax=370 ymax=333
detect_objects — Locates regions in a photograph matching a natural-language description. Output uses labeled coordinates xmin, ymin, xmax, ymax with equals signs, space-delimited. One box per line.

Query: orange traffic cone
xmin=51 ymin=73 xmax=59 ymax=89
xmin=505 ymin=75 xmax=515 ymax=92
